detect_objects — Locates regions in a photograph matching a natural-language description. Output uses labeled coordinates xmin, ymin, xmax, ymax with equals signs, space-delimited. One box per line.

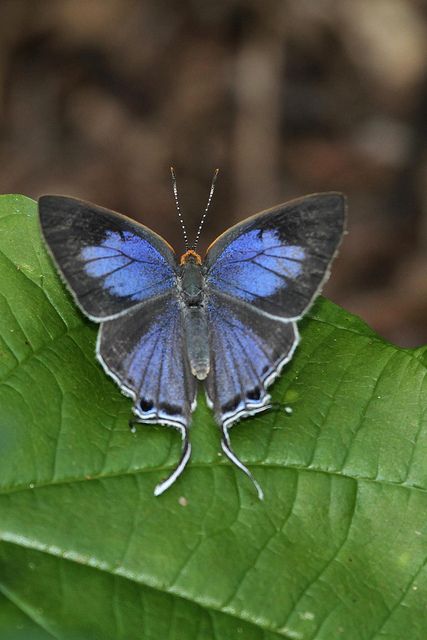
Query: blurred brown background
xmin=0 ymin=0 xmax=426 ymax=346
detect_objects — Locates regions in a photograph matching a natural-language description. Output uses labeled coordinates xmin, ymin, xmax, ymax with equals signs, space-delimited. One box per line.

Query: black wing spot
xmin=247 ymin=387 xmax=261 ymax=401
xmin=140 ymin=399 xmax=154 ymax=412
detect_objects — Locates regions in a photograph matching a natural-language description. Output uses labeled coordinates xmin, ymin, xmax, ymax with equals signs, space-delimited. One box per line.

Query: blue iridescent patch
xmin=82 ymin=230 xmax=175 ymax=302
xmin=207 ymin=228 xmax=306 ymax=300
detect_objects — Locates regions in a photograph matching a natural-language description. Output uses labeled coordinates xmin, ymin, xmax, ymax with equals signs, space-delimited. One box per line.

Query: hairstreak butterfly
xmin=39 ymin=170 xmax=346 ymax=499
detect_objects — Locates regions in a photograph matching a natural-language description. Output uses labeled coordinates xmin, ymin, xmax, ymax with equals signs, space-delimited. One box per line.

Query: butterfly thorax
xmin=180 ymin=254 xmax=204 ymax=305
xmin=179 ymin=252 xmax=210 ymax=381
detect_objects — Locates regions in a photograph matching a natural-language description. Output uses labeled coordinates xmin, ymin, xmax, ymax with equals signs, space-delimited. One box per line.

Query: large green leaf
xmin=0 ymin=194 xmax=426 ymax=640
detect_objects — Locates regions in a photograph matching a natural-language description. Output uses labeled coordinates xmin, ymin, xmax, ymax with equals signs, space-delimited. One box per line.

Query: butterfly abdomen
xmin=180 ymin=257 xmax=210 ymax=380
xmin=182 ymin=306 xmax=209 ymax=380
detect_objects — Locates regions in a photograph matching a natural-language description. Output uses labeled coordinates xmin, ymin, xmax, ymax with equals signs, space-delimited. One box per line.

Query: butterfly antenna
xmin=170 ymin=166 xmax=189 ymax=251
xmin=192 ymin=168 xmax=219 ymax=251
xmin=221 ymin=424 xmax=264 ymax=500
xmin=154 ymin=426 xmax=191 ymax=496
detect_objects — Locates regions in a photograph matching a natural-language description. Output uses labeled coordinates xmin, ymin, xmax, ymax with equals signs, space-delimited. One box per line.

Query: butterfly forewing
xmin=39 ymin=196 xmax=177 ymax=321
xmin=205 ymin=193 xmax=346 ymax=320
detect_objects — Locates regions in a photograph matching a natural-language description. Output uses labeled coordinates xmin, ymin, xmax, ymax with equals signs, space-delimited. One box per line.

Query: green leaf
xmin=0 ymin=194 xmax=426 ymax=640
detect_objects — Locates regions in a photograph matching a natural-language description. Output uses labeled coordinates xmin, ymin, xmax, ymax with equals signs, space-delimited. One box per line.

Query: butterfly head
xmin=180 ymin=249 xmax=202 ymax=265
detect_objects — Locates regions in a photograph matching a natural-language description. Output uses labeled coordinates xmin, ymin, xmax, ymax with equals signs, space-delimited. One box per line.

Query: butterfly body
xmin=38 ymin=191 xmax=346 ymax=498
xmin=179 ymin=252 xmax=210 ymax=380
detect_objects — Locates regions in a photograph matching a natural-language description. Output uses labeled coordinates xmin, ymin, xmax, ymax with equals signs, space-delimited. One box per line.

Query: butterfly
xmin=38 ymin=169 xmax=346 ymax=499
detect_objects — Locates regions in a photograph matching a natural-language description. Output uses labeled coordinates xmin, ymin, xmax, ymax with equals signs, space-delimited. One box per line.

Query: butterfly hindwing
xmin=205 ymin=193 xmax=346 ymax=320
xmin=39 ymin=195 xmax=177 ymax=320
xmin=98 ymin=291 xmax=197 ymax=495
xmin=206 ymin=290 xmax=298 ymax=423
xmin=205 ymin=289 xmax=298 ymax=498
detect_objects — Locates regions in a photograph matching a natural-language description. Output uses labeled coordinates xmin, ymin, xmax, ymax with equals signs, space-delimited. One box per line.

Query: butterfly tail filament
xmin=154 ymin=426 xmax=192 ymax=496
xmin=220 ymin=424 xmax=264 ymax=500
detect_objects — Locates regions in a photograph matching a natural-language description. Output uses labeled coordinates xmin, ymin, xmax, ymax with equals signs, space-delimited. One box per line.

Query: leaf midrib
xmin=0 ymin=458 xmax=425 ymax=499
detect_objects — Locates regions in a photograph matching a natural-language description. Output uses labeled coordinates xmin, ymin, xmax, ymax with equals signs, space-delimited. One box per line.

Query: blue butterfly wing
xmin=204 ymin=193 xmax=344 ymax=497
xmin=39 ymin=196 xmax=177 ymax=320
xmin=205 ymin=193 xmax=346 ymax=319
xmin=39 ymin=196 xmax=192 ymax=494
xmin=98 ymin=291 xmax=196 ymax=495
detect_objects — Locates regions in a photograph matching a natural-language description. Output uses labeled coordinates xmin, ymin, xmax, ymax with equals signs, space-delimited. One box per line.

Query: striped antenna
xmin=192 ymin=168 xmax=219 ymax=251
xmin=170 ymin=166 xmax=189 ymax=251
